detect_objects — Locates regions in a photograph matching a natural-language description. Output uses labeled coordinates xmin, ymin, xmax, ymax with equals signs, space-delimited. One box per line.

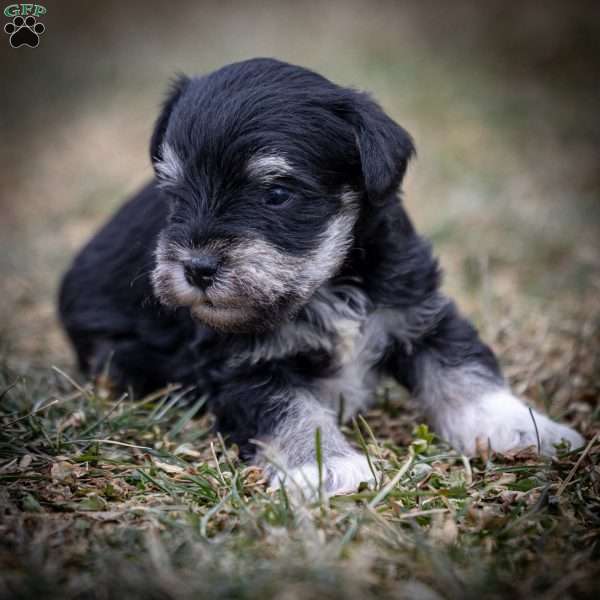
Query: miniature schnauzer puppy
xmin=59 ymin=58 xmax=584 ymax=495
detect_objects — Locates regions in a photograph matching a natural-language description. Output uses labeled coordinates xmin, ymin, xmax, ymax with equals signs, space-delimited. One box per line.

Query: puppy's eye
xmin=266 ymin=186 xmax=293 ymax=206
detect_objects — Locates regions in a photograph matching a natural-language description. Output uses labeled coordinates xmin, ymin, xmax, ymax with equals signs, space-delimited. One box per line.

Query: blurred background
xmin=1 ymin=0 xmax=599 ymax=410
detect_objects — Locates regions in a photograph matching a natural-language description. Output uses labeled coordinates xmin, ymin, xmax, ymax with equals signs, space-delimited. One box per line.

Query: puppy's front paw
xmin=268 ymin=452 xmax=376 ymax=498
xmin=436 ymin=389 xmax=584 ymax=456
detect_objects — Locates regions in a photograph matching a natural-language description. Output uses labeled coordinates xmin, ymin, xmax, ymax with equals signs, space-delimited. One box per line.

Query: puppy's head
xmin=150 ymin=58 xmax=414 ymax=332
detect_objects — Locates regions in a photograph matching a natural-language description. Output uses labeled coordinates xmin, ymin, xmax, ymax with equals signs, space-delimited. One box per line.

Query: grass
xmin=1 ymin=330 xmax=599 ymax=599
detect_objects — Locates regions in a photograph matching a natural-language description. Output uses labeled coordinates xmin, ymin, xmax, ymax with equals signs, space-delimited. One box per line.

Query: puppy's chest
xmin=316 ymin=311 xmax=389 ymax=416
xmin=225 ymin=306 xmax=389 ymax=415
xmin=224 ymin=317 xmax=357 ymax=373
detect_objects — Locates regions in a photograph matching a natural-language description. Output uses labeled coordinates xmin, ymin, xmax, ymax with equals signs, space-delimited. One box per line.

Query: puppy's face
xmin=150 ymin=59 xmax=414 ymax=332
xmin=152 ymin=150 xmax=360 ymax=332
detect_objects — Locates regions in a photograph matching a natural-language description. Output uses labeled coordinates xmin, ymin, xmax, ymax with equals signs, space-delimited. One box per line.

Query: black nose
xmin=183 ymin=255 xmax=219 ymax=290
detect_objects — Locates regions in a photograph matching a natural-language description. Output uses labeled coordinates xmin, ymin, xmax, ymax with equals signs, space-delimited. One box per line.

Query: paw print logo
xmin=4 ymin=15 xmax=45 ymax=48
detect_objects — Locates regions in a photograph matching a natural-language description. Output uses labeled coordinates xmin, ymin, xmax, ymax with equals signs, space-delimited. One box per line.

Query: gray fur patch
xmin=246 ymin=154 xmax=293 ymax=182
xmin=228 ymin=290 xmax=456 ymax=418
xmin=151 ymin=236 xmax=204 ymax=307
xmin=417 ymin=358 xmax=504 ymax=417
xmin=377 ymin=293 xmax=451 ymax=352
xmin=154 ymin=143 xmax=184 ymax=188
xmin=415 ymin=360 xmax=584 ymax=455
xmin=313 ymin=292 xmax=454 ymax=417
xmin=226 ymin=282 xmax=370 ymax=368
xmin=258 ymin=389 xmax=357 ymax=468
xmin=151 ymin=205 xmax=359 ymax=330
xmin=257 ymin=388 xmax=376 ymax=495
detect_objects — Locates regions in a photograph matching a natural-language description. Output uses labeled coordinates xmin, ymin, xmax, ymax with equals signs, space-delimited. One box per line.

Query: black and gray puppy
xmin=59 ymin=58 xmax=583 ymax=494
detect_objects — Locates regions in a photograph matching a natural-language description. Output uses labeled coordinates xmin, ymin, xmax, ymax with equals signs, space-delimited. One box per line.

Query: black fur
xmin=60 ymin=58 xmax=508 ymax=477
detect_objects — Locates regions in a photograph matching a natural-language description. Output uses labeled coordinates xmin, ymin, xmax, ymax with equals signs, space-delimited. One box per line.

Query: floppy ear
xmin=349 ymin=93 xmax=415 ymax=205
xmin=149 ymin=74 xmax=190 ymax=171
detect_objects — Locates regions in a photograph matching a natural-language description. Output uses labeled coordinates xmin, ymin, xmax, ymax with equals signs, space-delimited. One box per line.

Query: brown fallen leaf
xmin=51 ymin=461 xmax=77 ymax=484
xmin=242 ymin=466 xmax=265 ymax=486
xmin=153 ymin=460 xmax=185 ymax=475
xmin=430 ymin=513 xmax=458 ymax=546
xmin=19 ymin=454 xmax=33 ymax=469
xmin=475 ymin=437 xmax=490 ymax=463
xmin=173 ymin=444 xmax=202 ymax=459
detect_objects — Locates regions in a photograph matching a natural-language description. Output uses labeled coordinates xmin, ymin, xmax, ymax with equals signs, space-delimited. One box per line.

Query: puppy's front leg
xmin=388 ymin=298 xmax=584 ymax=456
xmin=211 ymin=376 xmax=375 ymax=497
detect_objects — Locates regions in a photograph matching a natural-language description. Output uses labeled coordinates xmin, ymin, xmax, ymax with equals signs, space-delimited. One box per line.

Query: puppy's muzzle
xmin=183 ymin=254 xmax=220 ymax=291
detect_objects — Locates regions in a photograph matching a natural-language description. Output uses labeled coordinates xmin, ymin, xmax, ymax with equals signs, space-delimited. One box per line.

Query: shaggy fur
xmin=59 ymin=58 xmax=583 ymax=496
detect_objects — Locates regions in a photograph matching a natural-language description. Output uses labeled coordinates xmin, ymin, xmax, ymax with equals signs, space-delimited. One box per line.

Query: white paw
xmin=268 ymin=452 xmax=377 ymax=498
xmin=436 ymin=389 xmax=584 ymax=456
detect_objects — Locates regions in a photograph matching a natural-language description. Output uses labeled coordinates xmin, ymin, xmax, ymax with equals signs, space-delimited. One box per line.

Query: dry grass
xmin=1 ymin=2 xmax=599 ymax=598
xmin=1 ymin=340 xmax=598 ymax=599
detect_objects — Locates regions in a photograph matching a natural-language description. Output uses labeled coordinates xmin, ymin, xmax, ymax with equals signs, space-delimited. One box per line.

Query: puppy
xmin=59 ymin=58 xmax=584 ymax=495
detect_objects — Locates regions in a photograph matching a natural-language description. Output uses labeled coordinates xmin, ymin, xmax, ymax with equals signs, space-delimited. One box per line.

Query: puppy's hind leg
xmin=211 ymin=374 xmax=376 ymax=498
